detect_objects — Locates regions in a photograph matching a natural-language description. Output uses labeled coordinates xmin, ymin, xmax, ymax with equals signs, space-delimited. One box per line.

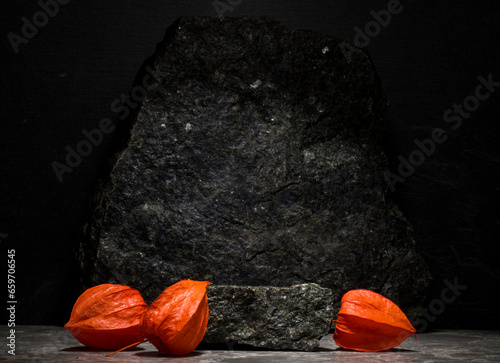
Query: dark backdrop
xmin=1 ymin=0 xmax=499 ymax=329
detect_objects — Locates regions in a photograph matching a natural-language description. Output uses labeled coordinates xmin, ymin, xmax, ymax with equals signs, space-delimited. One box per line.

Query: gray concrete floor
xmin=2 ymin=326 xmax=500 ymax=362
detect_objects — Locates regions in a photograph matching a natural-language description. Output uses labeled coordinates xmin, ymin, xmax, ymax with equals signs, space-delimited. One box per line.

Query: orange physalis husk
xmin=140 ymin=279 xmax=212 ymax=355
xmin=64 ymin=284 xmax=147 ymax=350
xmin=333 ymin=289 xmax=417 ymax=352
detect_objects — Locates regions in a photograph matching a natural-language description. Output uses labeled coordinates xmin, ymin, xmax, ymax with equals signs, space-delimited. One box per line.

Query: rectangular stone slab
xmin=203 ymin=284 xmax=333 ymax=351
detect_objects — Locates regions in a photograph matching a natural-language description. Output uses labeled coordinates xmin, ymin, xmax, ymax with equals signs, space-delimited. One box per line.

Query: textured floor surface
xmin=2 ymin=326 xmax=500 ymax=362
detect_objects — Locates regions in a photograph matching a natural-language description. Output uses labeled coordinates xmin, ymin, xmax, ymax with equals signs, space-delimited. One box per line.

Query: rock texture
xmin=78 ymin=16 xmax=430 ymax=347
xmin=203 ymin=284 xmax=333 ymax=351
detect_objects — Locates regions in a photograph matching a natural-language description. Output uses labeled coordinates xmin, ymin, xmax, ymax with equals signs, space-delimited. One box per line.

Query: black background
xmin=1 ymin=0 xmax=499 ymax=329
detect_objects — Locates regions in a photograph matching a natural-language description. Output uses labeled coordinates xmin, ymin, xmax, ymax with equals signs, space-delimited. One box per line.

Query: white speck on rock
xmin=186 ymin=123 xmax=193 ymax=131
xmin=160 ymin=123 xmax=166 ymax=128
xmin=250 ymin=79 xmax=262 ymax=89
xmin=303 ymin=150 xmax=315 ymax=162
xmin=322 ymin=46 xmax=329 ymax=54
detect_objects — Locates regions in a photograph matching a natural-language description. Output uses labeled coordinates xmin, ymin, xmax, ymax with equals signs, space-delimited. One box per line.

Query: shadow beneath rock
xmin=313 ymin=347 xmax=337 ymax=352
xmin=199 ymin=341 xmax=335 ymax=352
xmin=198 ymin=341 xmax=275 ymax=351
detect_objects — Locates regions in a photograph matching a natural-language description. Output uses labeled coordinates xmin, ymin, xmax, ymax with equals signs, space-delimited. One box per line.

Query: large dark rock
xmin=203 ymin=284 xmax=333 ymax=351
xmin=79 ymin=16 xmax=430 ymax=345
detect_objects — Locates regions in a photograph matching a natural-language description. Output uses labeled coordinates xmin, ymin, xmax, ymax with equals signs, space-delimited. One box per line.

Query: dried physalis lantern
xmin=64 ymin=284 xmax=147 ymax=349
xmin=140 ymin=279 xmax=212 ymax=355
xmin=333 ymin=289 xmax=417 ymax=352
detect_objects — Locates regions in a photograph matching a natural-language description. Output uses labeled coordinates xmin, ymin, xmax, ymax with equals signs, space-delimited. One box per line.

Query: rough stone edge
xmin=203 ymin=283 xmax=334 ymax=351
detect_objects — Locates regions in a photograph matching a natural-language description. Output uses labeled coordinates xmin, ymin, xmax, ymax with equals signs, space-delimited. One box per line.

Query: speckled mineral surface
xmin=203 ymin=284 xmax=333 ymax=351
xmin=78 ymin=17 xmax=430 ymax=350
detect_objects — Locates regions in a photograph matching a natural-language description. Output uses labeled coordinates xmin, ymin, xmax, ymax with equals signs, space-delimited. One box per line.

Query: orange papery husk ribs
xmin=64 ymin=284 xmax=147 ymax=349
xmin=333 ymin=289 xmax=417 ymax=352
xmin=140 ymin=279 xmax=212 ymax=355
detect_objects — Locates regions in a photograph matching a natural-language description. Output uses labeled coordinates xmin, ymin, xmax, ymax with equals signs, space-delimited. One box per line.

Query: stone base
xmin=203 ymin=284 xmax=333 ymax=351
